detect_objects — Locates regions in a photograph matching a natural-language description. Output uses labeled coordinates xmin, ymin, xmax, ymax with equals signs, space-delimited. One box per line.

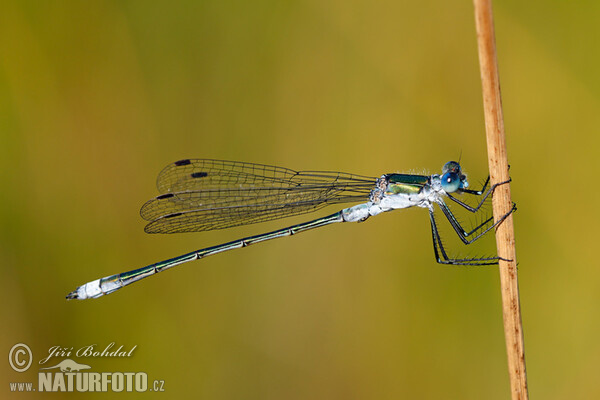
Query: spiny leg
xmin=437 ymin=200 xmax=494 ymax=242
xmin=458 ymin=165 xmax=511 ymax=198
xmin=462 ymin=175 xmax=490 ymax=195
xmin=447 ymin=177 xmax=511 ymax=212
xmin=436 ymin=200 xmax=516 ymax=244
xmin=428 ymin=208 xmax=500 ymax=265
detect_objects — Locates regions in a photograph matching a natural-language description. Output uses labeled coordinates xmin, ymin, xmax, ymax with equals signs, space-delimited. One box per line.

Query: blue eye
xmin=441 ymin=172 xmax=461 ymax=193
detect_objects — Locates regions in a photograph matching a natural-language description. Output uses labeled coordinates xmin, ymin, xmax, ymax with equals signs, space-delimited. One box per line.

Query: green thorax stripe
xmin=385 ymin=174 xmax=429 ymax=195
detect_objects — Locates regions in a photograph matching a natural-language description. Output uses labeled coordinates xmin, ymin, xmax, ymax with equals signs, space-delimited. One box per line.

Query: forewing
xmin=156 ymin=159 xmax=301 ymax=193
xmin=142 ymin=159 xmax=375 ymax=233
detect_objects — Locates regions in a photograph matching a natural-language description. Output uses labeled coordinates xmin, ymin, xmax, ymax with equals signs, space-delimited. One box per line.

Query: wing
xmin=141 ymin=159 xmax=375 ymax=233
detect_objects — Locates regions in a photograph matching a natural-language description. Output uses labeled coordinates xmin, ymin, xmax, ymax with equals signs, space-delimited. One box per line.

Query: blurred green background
xmin=1 ymin=0 xmax=599 ymax=399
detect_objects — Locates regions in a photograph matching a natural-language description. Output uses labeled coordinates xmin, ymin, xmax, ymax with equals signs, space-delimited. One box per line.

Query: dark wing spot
xmin=191 ymin=172 xmax=208 ymax=178
xmin=174 ymin=159 xmax=192 ymax=166
xmin=164 ymin=212 xmax=183 ymax=219
xmin=156 ymin=193 xmax=174 ymax=200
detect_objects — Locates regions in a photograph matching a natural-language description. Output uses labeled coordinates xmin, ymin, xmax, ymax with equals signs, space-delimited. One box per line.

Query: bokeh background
xmin=1 ymin=1 xmax=599 ymax=399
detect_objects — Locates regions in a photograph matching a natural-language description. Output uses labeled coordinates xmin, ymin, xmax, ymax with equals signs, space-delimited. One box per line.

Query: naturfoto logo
xmin=37 ymin=360 xmax=148 ymax=393
xmin=8 ymin=342 xmax=164 ymax=393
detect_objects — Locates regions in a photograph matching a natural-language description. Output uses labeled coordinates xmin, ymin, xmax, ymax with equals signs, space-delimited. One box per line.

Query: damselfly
xmin=67 ymin=159 xmax=515 ymax=300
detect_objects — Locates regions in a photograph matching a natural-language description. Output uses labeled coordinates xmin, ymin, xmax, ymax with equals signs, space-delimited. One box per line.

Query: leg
xmin=448 ymin=177 xmax=511 ymax=212
xmin=428 ymin=208 xmax=502 ymax=266
xmin=436 ymin=199 xmax=516 ymax=244
xmin=459 ymin=165 xmax=511 ymax=197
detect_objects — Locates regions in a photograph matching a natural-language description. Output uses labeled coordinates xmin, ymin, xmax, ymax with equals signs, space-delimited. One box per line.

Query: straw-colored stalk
xmin=472 ymin=0 xmax=529 ymax=399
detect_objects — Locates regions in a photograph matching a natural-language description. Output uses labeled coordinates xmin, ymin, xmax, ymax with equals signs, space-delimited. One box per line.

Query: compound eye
xmin=442 ymin=161 xmax=461 ymax=175
xmin=441 ymin=172 xmax=461 ymax=193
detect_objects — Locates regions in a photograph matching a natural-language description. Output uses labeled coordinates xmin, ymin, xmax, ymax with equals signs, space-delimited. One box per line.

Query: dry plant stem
xmin=473 ymin=0 xmax=529 ymax=399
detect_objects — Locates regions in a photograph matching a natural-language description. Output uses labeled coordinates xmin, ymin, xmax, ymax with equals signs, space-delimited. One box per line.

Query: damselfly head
xmin=441 ymin=161 xmax=468 ymax=193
